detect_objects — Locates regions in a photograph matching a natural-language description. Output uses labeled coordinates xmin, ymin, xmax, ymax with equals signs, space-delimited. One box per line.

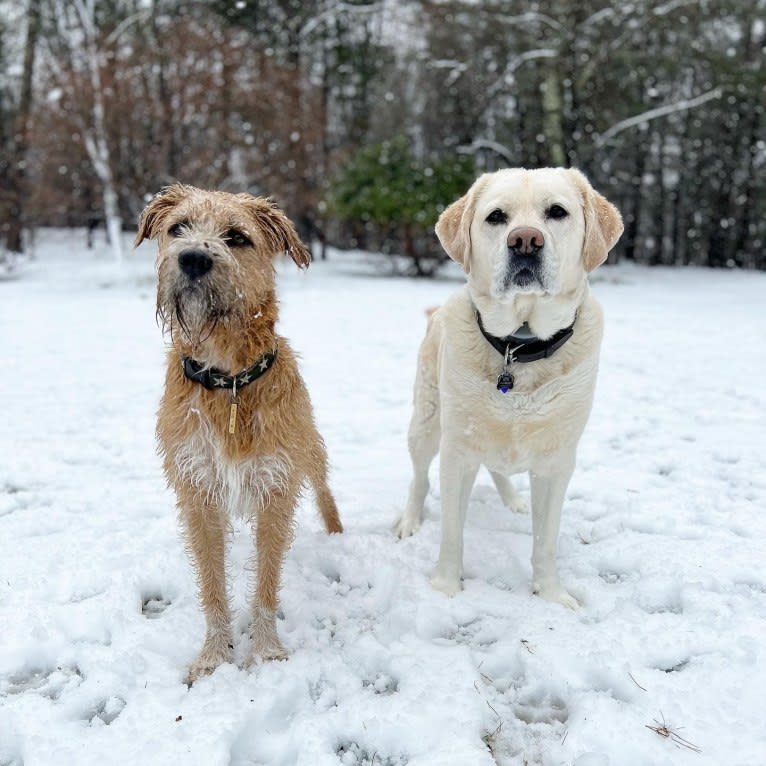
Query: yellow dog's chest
xmin=446 ymin=365 xmax=596 ymax=473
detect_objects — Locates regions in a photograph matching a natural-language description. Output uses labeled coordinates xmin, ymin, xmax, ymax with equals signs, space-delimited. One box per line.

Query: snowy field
xmin=1 ymin=229 xmax=765 ymax=766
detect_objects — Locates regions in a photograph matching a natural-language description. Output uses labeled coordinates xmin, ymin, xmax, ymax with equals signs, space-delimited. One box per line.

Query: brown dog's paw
xmin=185 ymin=641 xmax=233 ymax=685
xmin=245 ymin=640 xmax=288 ymax=668
xmin=245 ymin=606 xmax=288 ymax=668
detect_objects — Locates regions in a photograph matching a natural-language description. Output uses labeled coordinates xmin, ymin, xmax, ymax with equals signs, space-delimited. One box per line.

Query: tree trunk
xmin=731 ymin=16 xmax=761 ymax=268
xmin=623 ymin=136 xmax=647 ymax=262
xmin=152 ymin=0 xmax=178 ymax=178
xmin=706 ymin=113 xmax=734 ymax=269
xmin=541 ymin=67 xmax=566 ymax=166
xmin=651 ymin=132 xmax=667 ymax=265
xmin=671 ymin=92 xmax=694 ymax=265
xmin=403 ymin=223 xmax=427 ymax=276
xmin=76 ymin=0 xmax=123 ymax=261
xmin=733 ymin=108 xmax=759 ymax=269
xmin=5 ymin=0 xmax=41 ymax=255
xmin=318 ymin=24 xmax=330 ymax=259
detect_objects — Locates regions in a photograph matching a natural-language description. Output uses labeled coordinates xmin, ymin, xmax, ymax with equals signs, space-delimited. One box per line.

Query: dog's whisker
xmin=198 ymin=314 xmax=220 ymax=346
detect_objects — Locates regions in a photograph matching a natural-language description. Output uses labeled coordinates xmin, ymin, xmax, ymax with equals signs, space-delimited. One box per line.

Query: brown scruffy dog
xmin=135 ymin=184 xmax=343 ymax=684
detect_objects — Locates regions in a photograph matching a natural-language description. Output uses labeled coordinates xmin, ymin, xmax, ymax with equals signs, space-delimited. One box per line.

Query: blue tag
xmin=497 ymin=371 xmax=514 ymax=393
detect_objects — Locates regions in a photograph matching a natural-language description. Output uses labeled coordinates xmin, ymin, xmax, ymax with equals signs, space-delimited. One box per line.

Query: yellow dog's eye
xmin=546 ymin=204 xmax=568 ymax=220
xmin=485 ymin=209 xmax=507 ymax=225
xmin=168 ymin=222 xmax=186 ymax=237
xmin=224 ymin=229 xmax=252 ymax=247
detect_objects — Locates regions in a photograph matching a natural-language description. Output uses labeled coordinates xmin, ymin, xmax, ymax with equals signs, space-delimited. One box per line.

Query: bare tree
xmin=4 ymin=0 xmax=41 ymax=256
xmin=42 ymin=0 xmax=124 ymax=260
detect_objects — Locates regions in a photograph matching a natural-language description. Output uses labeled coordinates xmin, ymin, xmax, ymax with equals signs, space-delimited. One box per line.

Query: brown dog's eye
xmin=546 ymin=204 xmax=568 ymax=220
xmin=224 ymin=229 xmax=252 ymax=247
xmin=485 ymin=209 xmax=507 ymax=225
xmin=168 ymin=222 xmax=186 ymax=237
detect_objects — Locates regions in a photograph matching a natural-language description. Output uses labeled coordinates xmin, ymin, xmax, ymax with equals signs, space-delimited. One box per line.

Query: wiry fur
xmin=138 ymin=184 xmax=342 ymax=684
xmin=173 ymin=427 xmax=293 ymax=519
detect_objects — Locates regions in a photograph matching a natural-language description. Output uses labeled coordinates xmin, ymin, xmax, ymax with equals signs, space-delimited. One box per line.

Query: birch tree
xmin=3 ymin=0 xmax=41 ymax=257
xmin=42 ymin=0 xmax=125 ymax=260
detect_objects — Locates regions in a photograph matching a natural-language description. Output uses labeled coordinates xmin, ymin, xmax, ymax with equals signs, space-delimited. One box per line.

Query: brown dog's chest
xmin=162 ymin=396 xmax=292 ymax=518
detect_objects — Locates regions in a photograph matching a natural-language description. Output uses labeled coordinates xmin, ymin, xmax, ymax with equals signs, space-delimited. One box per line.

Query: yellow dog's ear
xmin=567 ymin=169 xmax=623 ymax=272
xmin=435 ymin=174 xmax=491 ymax=274
xmin=237 ymin=195 xmax=311 ymax=269
xmin=134 ymin=183 xmax=192 ymax=247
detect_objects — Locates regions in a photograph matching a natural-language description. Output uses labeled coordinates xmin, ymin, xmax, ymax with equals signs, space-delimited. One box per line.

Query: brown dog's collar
xmin=182 ymin=348 xmax=278 ymax=391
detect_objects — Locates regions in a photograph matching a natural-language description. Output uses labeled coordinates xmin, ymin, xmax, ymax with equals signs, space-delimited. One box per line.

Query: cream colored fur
xmin=395 ymin=167 xmax=623 ymax=607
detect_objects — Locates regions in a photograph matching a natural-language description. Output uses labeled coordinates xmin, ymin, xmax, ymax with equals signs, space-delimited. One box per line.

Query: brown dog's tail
xmin=307 ymin=436 xmax=343 ymax=534
xmin=314 ymin=480 xmax=343 ymax=534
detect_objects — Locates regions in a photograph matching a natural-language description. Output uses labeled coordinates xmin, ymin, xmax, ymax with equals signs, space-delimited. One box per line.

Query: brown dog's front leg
xmin=246 ymin=490 xmax=297 ymax=666
xmin=180 ymin=496 xmax=233 ymax=684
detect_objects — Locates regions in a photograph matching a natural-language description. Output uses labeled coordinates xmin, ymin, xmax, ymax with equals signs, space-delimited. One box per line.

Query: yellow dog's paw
xmin=429 ymin=571 xmax=462 ymax=597
xmin=534 ymin=582 xmax=580 ymax=610
xmin=393 ymin=512 xmax=422 ymax=539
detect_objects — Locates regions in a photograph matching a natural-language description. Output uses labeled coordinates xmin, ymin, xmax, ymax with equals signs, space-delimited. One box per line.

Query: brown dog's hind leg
xmin=181 ymin=497 xmax=233 ymax=684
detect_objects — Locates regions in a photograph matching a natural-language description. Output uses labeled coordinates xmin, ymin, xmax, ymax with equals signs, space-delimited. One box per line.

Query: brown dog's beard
xmin=156 ymin=281 xmax=237 ymax=348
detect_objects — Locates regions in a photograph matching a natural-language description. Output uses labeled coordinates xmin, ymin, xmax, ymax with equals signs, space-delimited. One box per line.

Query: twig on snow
xmin=646 ymin=711 xmax=701 ymax=753
xmin=628 ymin=671 xmax=647 ymax=691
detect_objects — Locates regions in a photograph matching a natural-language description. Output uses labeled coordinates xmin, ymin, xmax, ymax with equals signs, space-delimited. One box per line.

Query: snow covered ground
xmin=1 ymin=229 xmax=765 ymax=766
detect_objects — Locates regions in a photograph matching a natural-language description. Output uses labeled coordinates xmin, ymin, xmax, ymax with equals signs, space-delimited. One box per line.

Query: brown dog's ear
xmin=134 ymin=184 xmax=191 ymax=247
xmin=435 ymin=174 xmax=490 ymax=273
xmin=238 ymin=195 xmax=311 ymax=269
xmin=568 ymin=169 xmax=623 ymax=272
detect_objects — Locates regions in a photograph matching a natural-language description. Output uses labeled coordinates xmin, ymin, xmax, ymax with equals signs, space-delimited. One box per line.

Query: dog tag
xmin=228 ymin=401 xmax=238 ymax=434
xmin=496 ymin=370 xmax=514 ymax=393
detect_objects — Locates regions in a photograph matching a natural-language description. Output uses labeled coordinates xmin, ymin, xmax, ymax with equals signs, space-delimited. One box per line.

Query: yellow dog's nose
xmin=507 ymin=226 xmax=545 ymax=253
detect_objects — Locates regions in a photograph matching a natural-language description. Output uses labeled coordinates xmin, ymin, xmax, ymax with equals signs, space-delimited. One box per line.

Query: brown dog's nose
xmin=179 ymin=249 xmax=213 ymax=279
xmin=507 ymin=227 xmax=545 ymax=253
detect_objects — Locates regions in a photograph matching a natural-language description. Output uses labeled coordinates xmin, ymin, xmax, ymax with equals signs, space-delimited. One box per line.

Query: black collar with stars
xmin=182 ymin=348 xmax=278 ymax=391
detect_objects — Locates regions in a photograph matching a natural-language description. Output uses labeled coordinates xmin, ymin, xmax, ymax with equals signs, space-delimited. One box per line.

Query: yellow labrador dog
xmin=395 ymin=168 xmax=623 ymax=607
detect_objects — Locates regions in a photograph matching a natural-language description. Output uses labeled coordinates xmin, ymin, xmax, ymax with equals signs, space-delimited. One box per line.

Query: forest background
xmin=1 ymin=0 xmax=763 ymax=273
